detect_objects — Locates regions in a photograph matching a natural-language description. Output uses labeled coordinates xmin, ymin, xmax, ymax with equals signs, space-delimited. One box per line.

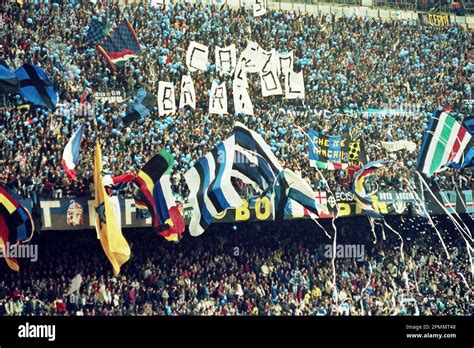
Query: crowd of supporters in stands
xmin=0 ymin=217 xmax=472 ymax=316
xmin=0 ymin=1 xmax=472 ymax=201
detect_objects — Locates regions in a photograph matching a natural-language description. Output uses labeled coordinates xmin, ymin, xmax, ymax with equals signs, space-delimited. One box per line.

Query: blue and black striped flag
xmin=185 ymin=137 xmax=243 ymax=237
xmin=0 ymin=61 xmax=20 ymax=96
xmin=15 ymin=64 xmax=58 ymax=109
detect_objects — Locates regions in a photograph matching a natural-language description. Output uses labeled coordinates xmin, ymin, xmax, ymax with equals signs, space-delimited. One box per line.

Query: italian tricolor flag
xmin=312 ymin=160 xmax=348 ymax=170
xmin=417 ymin=110 xmax=472 ymax=176
xmin=106 ymin=50 xmax=138 ymax=68
xmin=97 ymin=19 xmax=141 ymax=72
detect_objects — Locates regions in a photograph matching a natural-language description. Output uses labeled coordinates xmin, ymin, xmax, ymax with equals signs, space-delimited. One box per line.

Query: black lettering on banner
xmin=418 ymin=13 xmax=450 ymax=27
xmin=238 ymin=92 xmax=246 ymax=111
xmin=190 ymin=47 xmax=206 ymax=70
xmin=242 ymin=56 xmax=255 ymax=71
xmin=235 ymin=63 xmax=245 ymax=81
xmin=279 ymin=56 xmax=292 ymax=76
xmin=162 ymin=87 xmax=173 ymax=111
xmin=218 ymin=50 xmax=232 ymax=73
xmin=255 ymin=0 xmax=267 ymax=15
xmin=181 ymin=80 xmax=193 ymax=105
xmin=213 ymin=87 xmax=225 ymax=109
xmin=288 ymin=72 xmax=302 ymax=94
xmin=262 ymin=71 xmax=278 ymax=91
xmin=261 ymin=51 xmax=272 ymax=73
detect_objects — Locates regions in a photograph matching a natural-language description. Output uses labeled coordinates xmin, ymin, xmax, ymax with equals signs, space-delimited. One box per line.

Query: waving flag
xmin=98 ymin=19 xmax=141 ymax=71
xmin=231 ymin=147 xmax=277 ymax=193
xmin=0 ymin=185 xmax=35 ymax=271
xmin=123 ymin=88 xmax=157 ymax=125
xmin=230 ymin=122 xmax=283 ymax=193
xmin=30 ymin=188 xmax=42 ymax=235
xmin=231 ymin=123 xmax=320 ymax=221
xmin=86 ymin=17 xmax=107 ymax=46
xmin=0 ymin=61 xmax=20 ymax=95
xmin=446 ymin=116 xmax=474 ymax=170
xmin=15 ymin=64 xmax=58 ymax=109
xmin=134 ymin=150 xmax=185 ymax=242
xmin=416 ymin=110 xmax=472 ymax=176
xmin=234 ymin=122 xmax=283 ymax=175
xmin=273 ymin=169 xmax=322 ymax=221
xmin=94 ymin=140 xmax=131 ymax=276
xmin=352 ymin=161 xmax=387 ymax=219
xmin=185 ymin=137 xmax=243 ymax=236
xmin=62 ymin=123 xmax=84 ymax=181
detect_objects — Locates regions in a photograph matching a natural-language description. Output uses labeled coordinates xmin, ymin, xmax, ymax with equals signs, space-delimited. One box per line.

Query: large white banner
xmin=253 ymin=0 xmax=267 ymax=17
xmin=179 ymin=75 xmax=196 ymax=110
xmin=186 ymin=41 xmax=209 ymax=72
xmin=261 ymin=70 xmax=282 ymax=97
xmin=285 ymin=71 xmax=305 ymax=100
xmin=158 ymin=81 xmax=176 ymax=116
xmin=278 ymin=51 xmax=294 ymax=77
xmin=215 ymin=44 xmax=237 ymax=76
xmin=209 ymin=80 xmax=228 ymax=115
xmin=233 ymin=80 xmax=254 ymax=115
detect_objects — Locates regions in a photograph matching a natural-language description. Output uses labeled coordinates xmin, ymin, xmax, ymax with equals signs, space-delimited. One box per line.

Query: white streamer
xmin=401 ymin=177 xmax=450 ymax=259
xmin=309 ymin=214 xmax=331 ymax=239
xmin=368 ymin=216 xmax=377 ymax=244
xmin=294 ymin=125 xmax=341 ymax=304
xmin=415 ymin=172 xmax=473 ymax=278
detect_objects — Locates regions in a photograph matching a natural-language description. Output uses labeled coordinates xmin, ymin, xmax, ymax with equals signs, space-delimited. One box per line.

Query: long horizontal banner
xmin=18 ymin=189 xmax=474 ymax=231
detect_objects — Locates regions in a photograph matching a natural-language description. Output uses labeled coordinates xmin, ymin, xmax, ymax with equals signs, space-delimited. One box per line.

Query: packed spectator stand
xmin=0 ymin=1 xmax=472 ymax=201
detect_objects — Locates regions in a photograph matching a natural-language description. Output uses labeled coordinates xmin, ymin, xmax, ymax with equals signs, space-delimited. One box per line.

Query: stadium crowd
xmin=0 ymin=0 xmax=473 ymax=200
xmin=0 ymin=218 xmax=472 ymax=316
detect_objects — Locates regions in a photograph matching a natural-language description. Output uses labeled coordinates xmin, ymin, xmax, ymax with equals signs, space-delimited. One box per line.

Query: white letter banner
xmin=240 ymin=41 xmax=266 ymax=74
xmin=209 ymin=80 xmax=228 ymax=115
xmin=215 ymin=44 xmax=237 ymax=76
xmin=261 ymin=69 xmax=282 ymax=97
xmin=278 ymin=51 xmax=294 ymax=77
xmin=158 ymin=81 xmax=176 ymax=116
xmin=285 ymin=70 xmax=305 ymax=100
xmin=186 ymin=41 xmax=209 ymax=72
xmin=253 ymin=0 xmax=267 ymax=17
xmin=179 ymin=75 xmax=196 ymax=109
xmin=233 ymin=80 xmax=254 ymax=116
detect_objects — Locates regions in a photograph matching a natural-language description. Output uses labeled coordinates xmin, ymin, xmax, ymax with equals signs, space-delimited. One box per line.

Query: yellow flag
xmin=94 ymin=140 xmax=130 ymax=276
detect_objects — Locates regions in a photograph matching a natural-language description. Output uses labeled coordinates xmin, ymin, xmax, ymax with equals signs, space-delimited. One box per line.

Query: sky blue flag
xmin=15 ymin=64 xmax=58 ymax=109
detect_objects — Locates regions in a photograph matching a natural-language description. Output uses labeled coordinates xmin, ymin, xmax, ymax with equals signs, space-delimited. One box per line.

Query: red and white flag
xmin=61 ymin=123 xmax=84 ymax=180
